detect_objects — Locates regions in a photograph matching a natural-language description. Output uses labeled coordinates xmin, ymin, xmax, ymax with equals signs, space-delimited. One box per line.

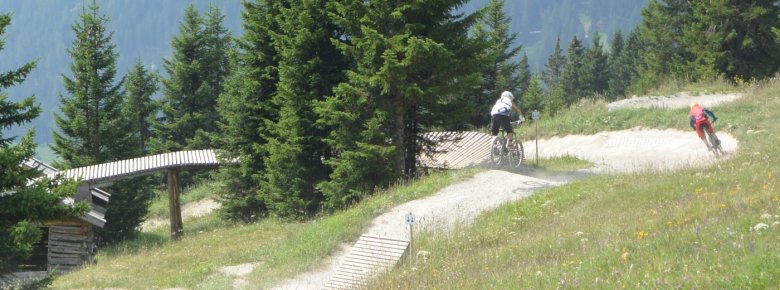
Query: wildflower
xmin=752 ymin=223 xmax=769 ymax=232
xmin=720 ymin=204 xmax=727 ymax=209
xmin=636 ymin=230 xmax=648 ymax=239
xmin=760 ymin=213 xmax=773 ymax=221
xmin=621 ymin=252 xmax=630 ymax=261
xmin=574 ymin=231 xmax=584 ymax=237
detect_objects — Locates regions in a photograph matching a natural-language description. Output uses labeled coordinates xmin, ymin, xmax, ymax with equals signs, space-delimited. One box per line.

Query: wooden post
xmin=167 ymin=169 xmax=183 ymax=240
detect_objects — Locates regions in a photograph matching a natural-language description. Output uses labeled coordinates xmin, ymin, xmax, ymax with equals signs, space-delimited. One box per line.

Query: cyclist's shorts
xmin=694 ymin=117 xmax=714 ymax=138
xmin=490 ymin=114 xmax=512 ymax=135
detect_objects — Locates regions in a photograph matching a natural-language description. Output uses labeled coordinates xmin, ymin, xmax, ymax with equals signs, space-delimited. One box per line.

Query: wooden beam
xmin=167 ymin=169 xmax=183 ymax=240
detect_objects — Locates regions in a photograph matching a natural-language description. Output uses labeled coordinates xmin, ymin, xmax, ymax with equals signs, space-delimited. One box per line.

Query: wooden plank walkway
xmin=419 ymin=131 xmax=494 ymax=169
xmin=52 ymin=149 xmax=226 ymax=186
xmin=324 ymin=235 xmax=410 ymax=290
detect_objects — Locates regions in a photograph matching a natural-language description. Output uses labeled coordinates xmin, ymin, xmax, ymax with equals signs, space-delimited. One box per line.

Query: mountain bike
xmin=700 ymin=123 xmax=724 ymax=157
xmin=490 ymin=120 xmax=525 ymax=169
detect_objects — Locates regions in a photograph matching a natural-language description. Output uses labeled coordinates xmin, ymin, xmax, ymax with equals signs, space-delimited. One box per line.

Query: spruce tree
xmin=634 ymin=0 xmax=693 ymax=91
xmin=582 ymin=33 xmax=609 ymax=97
xmin=51 ymin=2 xmax=147 ymax=243
xmin=52 ymin=2 xmax=133 ymax=168
xmin=471 ymin=0 xmax=523 ymax=127
xmin=542 ymin=37 xmax=565 ymax=90
xmin=1 ymin=13 xmax=85 ymax=275
xmin=152 ymin=4 xmax=231 ymax=154
xmin=319 ymin=0 xmax=482 ymax=208
xmin=215 ymin=0 xmax=280 ymax=221
xmin=685 ymin=0 xmax=780 ymax=80
xmin=562 ymin=36 xmax=585 ymax=104
xmin=123 ymin=59 xmax=159 ymax=154
xmin=259 ymin=0 xmax=348 ymax=218
xmin=522 ymin=74 xmax=544 ymax=117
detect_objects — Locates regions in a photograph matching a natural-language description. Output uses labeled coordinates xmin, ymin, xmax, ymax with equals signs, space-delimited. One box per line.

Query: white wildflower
xmin=752 ymin=223 xmax=769 ymax=232
xmin=760 ymin=213 xmax=773 ymax=221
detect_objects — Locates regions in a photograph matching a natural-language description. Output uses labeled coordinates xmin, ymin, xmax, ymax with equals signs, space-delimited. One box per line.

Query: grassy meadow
xmin=371 ymin=81 xmax=780 ymax=288
xmin=51 ymin=79 xmax=780 ymax=289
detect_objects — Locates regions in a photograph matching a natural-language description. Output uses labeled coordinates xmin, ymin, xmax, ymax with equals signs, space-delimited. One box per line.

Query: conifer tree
xmin=124 ymin=59 xmax=159 ymax=154
xmin=1 ymin=13 xmax=85 ymax=275
xmin=259 ymin=0 xmax=348 ymax=217
xmin=216 ymin=0 xmax=280 ymax=221
xmin=471 ymin=0 xmax=524 ymax=127
xmin=542 ymin=37 xmax=565 ymax=90
xmin=562 ymin=36 xmax=585 ymax=104
xmin=522 ymin=74 xmax=544 ymax=117
xmin=582 ymin=33 xmax=609 ymax=97
xmin=517 ymin=53 xmax=531 ymax=99
xmin=319 ymin=0 xmax=482 ymax=208
xmin=52 ymin=2 xmax=133 ymax=168
xmin=684 ymin=0 xmax=780 ymax=80
xmin=634 ymin=0 xmax=693 ymax=91
xmin=51 ymin=2 xmax=149 ymax=243
xmin=152 ymin=4 xmax=231 ymax=153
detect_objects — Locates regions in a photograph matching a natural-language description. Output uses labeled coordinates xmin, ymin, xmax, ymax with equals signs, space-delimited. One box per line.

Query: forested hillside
xmin=462 ymin=0 xmax=647 ymax=69
xmin=0 ymin=0 xmax=243 ymax=153
xmin=0 ymin=0 xmax=645 ymax=153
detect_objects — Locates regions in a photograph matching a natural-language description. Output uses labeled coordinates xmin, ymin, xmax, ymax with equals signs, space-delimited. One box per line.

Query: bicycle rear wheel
xmin=507 ymin=140 xmax=525 ymax=168
xmin=490 ymin=136 xmax=504 ymax=165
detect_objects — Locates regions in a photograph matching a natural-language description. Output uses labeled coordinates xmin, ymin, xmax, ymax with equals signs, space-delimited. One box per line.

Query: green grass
xmin=528 ymin=154 xmax=592 ymax=172
xmin=51 ymin=168 xmax=484 ymax=289
xmin=371 ymin=79 xmax=780 ymax=288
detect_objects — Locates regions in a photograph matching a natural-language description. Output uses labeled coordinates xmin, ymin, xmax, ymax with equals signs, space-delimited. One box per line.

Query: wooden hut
xmin=14 ymin=159 xmax=110 ymax=276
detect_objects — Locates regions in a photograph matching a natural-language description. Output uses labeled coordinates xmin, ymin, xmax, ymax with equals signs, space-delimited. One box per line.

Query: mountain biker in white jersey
xmin=490 ymin=91 xmax=524 ymax=147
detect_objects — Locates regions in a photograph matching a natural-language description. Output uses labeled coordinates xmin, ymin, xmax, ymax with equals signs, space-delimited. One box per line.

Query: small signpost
xmin=405 ymin=212 xmax=416 ymax=264
xmin=531 ymin=110 xmax=541 ymax=166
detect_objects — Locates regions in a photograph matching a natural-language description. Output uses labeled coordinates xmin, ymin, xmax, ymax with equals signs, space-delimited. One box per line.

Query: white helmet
xmin=501 ymin=91 xmax=514 ymax=100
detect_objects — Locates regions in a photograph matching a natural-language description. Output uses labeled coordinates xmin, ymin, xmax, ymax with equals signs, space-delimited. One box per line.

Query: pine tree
xmin=152 ymin=4 xmax=231 ymax=154
xmin=517 ymin=53 xmax=531 ymax=99
xmin=582 ymin=33 xmax=609 ymax=97
xmin=562 ymin=36 xmax=585 ymax=104
xmin=471 ymin=0 xmax=524 ymax=127
xmin=52 ymin=2 xmax=133 ymax=168
xmin=319 ymin=0 xmax=483 ymax=208
xmin=542 ymin=37 xmax=565 ymax=90
xmin=684 ymin=0 xmax=780 ymax=80
xmin=123 ymin=59 xmax=159 ymax=154
xmin=215 ymin=0 xmax=280 ymax=221
xmin=1 ymin=13 xmax=85 ymax=275
xmin=634 ymin=0 xmax=693 ymax=91
xmin=50 ymin=2 xmax=147 ymax=243
xmin=259 ymin=0 xmax=348 ymax=218
xmin=521 ymin=73 xmax=544 ymax=117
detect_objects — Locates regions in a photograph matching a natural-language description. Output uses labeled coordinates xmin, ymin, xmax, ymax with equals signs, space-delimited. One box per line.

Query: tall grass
xmin=371 ymin=80 xmax=780 ymax=288
xmin=51 ymin=168 xmax=483 ymax=289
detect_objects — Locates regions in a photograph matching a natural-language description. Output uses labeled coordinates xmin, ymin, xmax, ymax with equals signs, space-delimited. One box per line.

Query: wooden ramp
xmin=324 ymin=235 xmax=410 ymax=290
xmin=419 ymin=131 xmax=494 ymax=169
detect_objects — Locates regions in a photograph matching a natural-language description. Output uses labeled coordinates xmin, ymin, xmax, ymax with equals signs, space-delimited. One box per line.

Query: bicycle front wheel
xmin=508 ymin=140 xmax=525 ymax=168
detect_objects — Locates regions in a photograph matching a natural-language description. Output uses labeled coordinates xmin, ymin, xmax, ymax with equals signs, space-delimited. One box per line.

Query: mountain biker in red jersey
xmin=689 ymin=102 xmax=720 ymax=149
xmin=490 ymin=91 xmax=524 ymax=147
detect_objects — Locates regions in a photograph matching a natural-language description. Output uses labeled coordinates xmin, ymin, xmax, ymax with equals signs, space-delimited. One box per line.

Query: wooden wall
xmin=43 ymin=219 xmax=96 ymax=273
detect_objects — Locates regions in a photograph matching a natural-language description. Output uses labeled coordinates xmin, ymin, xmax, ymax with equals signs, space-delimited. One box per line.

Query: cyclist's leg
xmin=501 ymin=115 xmax=514 ymax=144
xmin=703 ymin=120 xmax=720 ymax=145
xmin=490 ymin=115 xmax=501 ymax=136
xmin=694 ymin=122 xmax=709 ymax=147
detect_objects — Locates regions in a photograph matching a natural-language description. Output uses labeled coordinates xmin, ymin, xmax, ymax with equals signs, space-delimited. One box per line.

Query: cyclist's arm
xmin=511 ymin=101 xmax=523 ymax=117
xmin=689 ymin=116 xmax=696 ymax=129
xmin=704 ymin=109 xmax=718 ymax=122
